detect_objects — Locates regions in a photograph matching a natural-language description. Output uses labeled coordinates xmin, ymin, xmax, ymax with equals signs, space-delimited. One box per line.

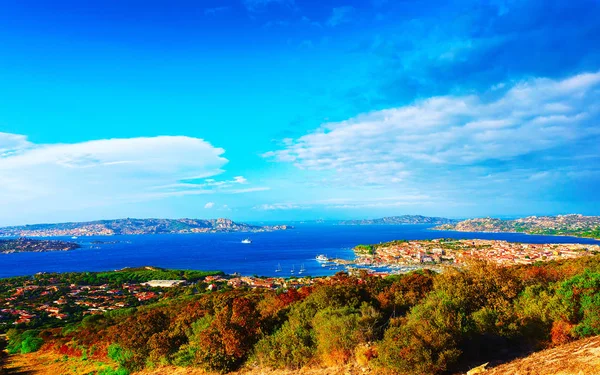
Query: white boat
xmin=299 ymin=264 xmax=305 ymax=274
xmin=241 ymin=238 xmax=252 ymax=244
xmin=71 ymin=236 xmax=78 ymax=239
xmin=275 ymin=263 xmax=282 ymax=272
xmin=290 ymin=265 xmax=295 ymax=274
xmin=316 ymin=254 xmax=328 ymax=262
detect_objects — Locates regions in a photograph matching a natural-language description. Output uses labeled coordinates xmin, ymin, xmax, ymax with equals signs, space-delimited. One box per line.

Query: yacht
xmin=71 ymin=236 xmax=78 ymax=239
xmin=275 ymin=263 xmax=282 ymax=272
xmin=316 ymin=254 xmax=328 ymax=262
xmin=290 ymin=265 xmax=295 ymax=274
xmin=299 ymin=264 xmax=305 ymax=274
xmin=241 ymin=238 xmax=252 ymax=244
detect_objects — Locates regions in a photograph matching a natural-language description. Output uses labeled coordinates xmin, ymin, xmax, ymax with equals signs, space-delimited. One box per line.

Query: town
xmin=350 ymin=239 xmax=600 ymax=268
xmin=0 ymin=268 xmax=318 ymax=332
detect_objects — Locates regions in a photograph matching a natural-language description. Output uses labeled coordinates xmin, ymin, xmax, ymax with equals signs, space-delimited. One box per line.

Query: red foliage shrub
xmin=551 ymin=320 xmax=575 ymax=346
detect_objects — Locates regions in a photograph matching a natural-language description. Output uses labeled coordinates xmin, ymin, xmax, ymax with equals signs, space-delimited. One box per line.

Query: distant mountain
xmin=0 ymin=218 xmax=292 ymax=237
xmin=338 ymin=215 xmax=458 ymax=225
xmin=434 ymin=214 xmax=600 ymax=239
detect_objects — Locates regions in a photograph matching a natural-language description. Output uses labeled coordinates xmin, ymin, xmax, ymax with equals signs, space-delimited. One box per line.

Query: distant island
xmin=0 ymin=238 xmax=80 ymax=253
xmin=434 ymin=214 xmax=600 ymax=239
xmin=0 ymin=218 xmax=291 ymax=237
xmin=338 ymin=215 xmax=458 ymax=225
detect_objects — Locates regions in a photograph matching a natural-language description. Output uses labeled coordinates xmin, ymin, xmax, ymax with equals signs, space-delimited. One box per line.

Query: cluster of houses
xmin=355 ymin=239 xmax=598 ymax=267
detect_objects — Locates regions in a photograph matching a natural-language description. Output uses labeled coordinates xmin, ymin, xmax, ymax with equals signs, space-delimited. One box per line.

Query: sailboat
xmin=290 ymin=265 xmax=295 ymax=274
xmin=275 ymin=263 xmax=282 ymax=272
xmin=299 ymin=264 xmax=305 ymax=274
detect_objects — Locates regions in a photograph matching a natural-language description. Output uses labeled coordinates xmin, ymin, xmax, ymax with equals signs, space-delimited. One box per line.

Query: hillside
xmin=4 ymin=255 xmax=600 ymax=375
xmin=484 ymin=335 xmax=600 ymax=375
xmin=3 ymin=336 xmax=600 ymax=375
xmin=338 ymin=215 xmax=457 ymax=225
xmin=435 ymin=214 xmax=600 ymax=239
xmin=0 ymin=218 xmax=291 ymax=237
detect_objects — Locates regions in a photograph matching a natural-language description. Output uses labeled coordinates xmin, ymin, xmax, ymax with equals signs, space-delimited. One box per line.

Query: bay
xmin=2 ymin=224 xmax=600 ymax=278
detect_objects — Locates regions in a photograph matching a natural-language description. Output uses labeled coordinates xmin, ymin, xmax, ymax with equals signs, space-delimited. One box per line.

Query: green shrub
xmin=6 ymin=330 xmax=43 ymax=354
xmin=253 ymin=320 xmax=315 ymax=369
xmin=107 ymin=344 xmax=134 ymax=368
xmin=97 ymin=368 xmax=130 ymax=375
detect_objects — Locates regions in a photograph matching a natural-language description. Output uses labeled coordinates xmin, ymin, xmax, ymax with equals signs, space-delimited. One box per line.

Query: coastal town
xmin=349 ymin=239 xmax=600 ymax=268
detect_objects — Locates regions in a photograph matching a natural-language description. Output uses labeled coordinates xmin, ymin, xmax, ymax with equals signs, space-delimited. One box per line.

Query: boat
xmin=241 ymin=238 xmax=252 ymax=244
xmin=275 ymin=263 xmax=282 ymax=272
xmin=71 ymin=236 xmax=78 ymax=239
xmin=290 ymin=265 xmax=295 ymax=274
xmin=299 ymin=264 xmax=305 ymax=274
xmin=316 ymin=254 xmax=328 ymax=262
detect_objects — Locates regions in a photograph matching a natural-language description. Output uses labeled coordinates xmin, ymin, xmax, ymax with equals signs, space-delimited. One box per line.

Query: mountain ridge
xmin=0 ymin=218 xmax=291 ymax=237
xmin=338 ymin=215 xmax=458 ymax=225
xmin=434 ymin=214 xmax=600 ymax=239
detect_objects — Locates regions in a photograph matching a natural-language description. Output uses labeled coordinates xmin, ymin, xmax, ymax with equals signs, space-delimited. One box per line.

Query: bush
xmin=312 ymin=307 xmax=361 ymax=365
xmin=97 ymin=368 xmax=130 ymax=375
xmin=107 ymin=344 xmax=134 ymax=369
xmin=6 ymin=330 xmax=43 ymax=354
xmin=253 ymin=320 xmax=315 ymax=369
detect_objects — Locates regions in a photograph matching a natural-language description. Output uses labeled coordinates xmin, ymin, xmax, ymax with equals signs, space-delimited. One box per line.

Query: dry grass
xmin=483 ymin=335 xmax=600 ymax=375
xmin=1 ymin=351 xmax=117 ymax=375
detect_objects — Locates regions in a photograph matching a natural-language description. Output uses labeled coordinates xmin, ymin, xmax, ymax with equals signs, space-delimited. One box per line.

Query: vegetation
xmin=7 ymin=256 xmax=600 ymax=374
xmin=354 ymin=245 xmax=374 ymax=255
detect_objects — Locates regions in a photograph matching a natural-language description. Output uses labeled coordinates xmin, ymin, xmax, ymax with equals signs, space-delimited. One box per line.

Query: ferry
xmin=241 ymin=238 xmax=252 ymax=244
xmin=315 ymin=254 xmax=328 ymax=262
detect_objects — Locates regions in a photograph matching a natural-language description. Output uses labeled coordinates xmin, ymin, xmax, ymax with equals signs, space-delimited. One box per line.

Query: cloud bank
xmin=266 ymin=71 xmax=600 ymax=186
xmin=0 ymin=135 xmax=232 ymax=213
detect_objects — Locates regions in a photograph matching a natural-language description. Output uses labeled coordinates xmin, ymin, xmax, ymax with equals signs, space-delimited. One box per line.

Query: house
xmin=141 ymin=280 xmax=185 ymax=288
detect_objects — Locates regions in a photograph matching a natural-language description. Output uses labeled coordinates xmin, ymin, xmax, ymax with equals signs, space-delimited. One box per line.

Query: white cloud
xmin=265 ymin=71 xmax=600 ymax=185
xmin=234 ymin=176 xmax=248 ymax=184
xmin=254 ymin=203 xmax=304 ymax=211
xmin=243 ymin=0 xmax=294 ymax=12
xmin=0 ymin=135 xmax=228 ymax=210
xmin=0 ymin=132 xmax=31 ymax=156
xmin=204 ymin=202 xmax=215 ymax=209
xmin=327 ymin=6 xmax=354 ymax=27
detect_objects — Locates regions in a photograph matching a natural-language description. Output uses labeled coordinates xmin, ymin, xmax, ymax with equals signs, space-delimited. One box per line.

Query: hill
xmin=0 ymin=218 xmax=291 ymax=237
xmin=5 ymin=255 xmax=600 ymax=375
xmin=338 ymin=215 xmax=457 ymax=225
xmin=0 ymin=238 xmax=80 ymax=253
xmin=484 ymin=335 xmax=600 ymax=375
xmin=434 ymin=214 xmax=600 ymax=239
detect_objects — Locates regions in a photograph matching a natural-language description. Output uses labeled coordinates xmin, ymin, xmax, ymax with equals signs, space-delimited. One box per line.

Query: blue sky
xmin=0 ymin=0 xmax=599 ymax=225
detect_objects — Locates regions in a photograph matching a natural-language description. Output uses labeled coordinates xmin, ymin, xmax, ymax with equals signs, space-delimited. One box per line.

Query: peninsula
xmin=434 ymin=214 xmax=600 ymax=239
xmin=0 ymin=218 xmax=291 ymax=237
xmin=0 ymin=238 xmax=80 ymax=254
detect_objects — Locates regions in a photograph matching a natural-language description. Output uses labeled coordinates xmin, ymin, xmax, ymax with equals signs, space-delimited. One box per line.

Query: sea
xmin=2 ymin=224 xmax=600 ymax=279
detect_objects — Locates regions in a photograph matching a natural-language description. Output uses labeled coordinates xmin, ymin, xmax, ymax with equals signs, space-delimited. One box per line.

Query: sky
xmin=0 ymin=0 xmax=599 ymax=225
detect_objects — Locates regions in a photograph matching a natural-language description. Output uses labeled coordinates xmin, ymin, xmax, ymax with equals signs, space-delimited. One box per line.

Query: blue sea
xmin=2 ymin=224 xmax=600 ymax=278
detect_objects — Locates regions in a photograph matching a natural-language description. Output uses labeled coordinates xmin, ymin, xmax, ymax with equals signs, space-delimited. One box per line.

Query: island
xmin=337 ymin=215 xmax=458 ymax=225
xmin=434 ymin=214 xmax=600 ymax=239
xmin=0 ymin=218 xmax=292 ymax=237
xmin=0 ymin=238 xmax=80 ymax=254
